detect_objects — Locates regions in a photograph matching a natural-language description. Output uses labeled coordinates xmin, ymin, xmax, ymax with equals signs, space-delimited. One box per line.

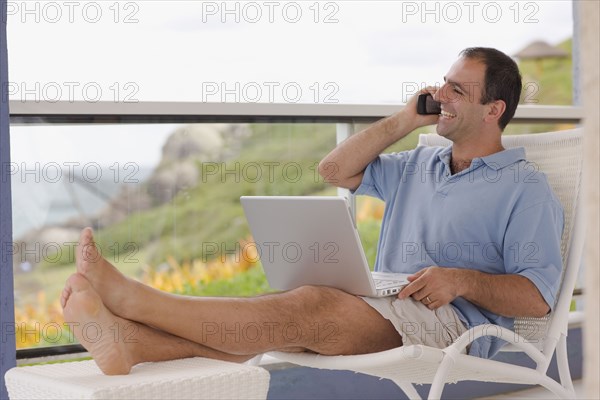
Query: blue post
xmin=0 ymin=0 xmax=16 ymax=397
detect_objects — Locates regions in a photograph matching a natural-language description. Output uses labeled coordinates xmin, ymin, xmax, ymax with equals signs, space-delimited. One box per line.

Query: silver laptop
xmin=240 ymin=196 xmax=409 ymax=297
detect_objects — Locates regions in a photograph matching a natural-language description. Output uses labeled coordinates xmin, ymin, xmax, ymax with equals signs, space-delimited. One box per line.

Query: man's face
xmin=433 ymin=57 xmax=488 ymax=141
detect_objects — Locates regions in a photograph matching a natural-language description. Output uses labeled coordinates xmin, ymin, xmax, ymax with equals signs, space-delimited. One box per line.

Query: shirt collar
xmin=437 ymin=146 xmax=526 ymax=171
xmin=479 ymin=147 xmax=526 ymax=170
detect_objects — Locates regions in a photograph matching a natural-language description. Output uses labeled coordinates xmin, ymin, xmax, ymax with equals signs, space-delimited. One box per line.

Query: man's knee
xmin=290 ymin=285 xmax=327 ymax=300
xmin=288 ymin=286 xmax=402 ymax=355
xmin=290 ymin=284 xmax=343 ymax=300
xmin=289 ymin=285 xmax=353 ymax=316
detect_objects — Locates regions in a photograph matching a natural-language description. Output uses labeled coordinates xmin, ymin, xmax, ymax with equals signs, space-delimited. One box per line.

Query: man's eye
xmin=453 ymin=88 xmax=462 ymax=94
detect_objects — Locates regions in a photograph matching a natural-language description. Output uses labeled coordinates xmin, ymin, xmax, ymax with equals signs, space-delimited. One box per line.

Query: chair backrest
xmin=418 ymin=129 xmax=584 ymax=351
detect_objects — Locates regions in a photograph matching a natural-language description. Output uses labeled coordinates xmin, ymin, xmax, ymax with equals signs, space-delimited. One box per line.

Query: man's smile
xmin=440 ymin=110 xmax=457 ymax=119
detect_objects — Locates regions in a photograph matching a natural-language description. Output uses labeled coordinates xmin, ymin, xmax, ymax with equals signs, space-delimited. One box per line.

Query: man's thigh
xmin=296 ymin=286 xmax=403 ymax=356
xmin=361 ymin=296 xmax=468 ymax=350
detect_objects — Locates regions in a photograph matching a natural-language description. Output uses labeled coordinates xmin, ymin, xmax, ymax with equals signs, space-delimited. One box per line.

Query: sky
xmin=7 ymin=0 xmax=574 ymax=168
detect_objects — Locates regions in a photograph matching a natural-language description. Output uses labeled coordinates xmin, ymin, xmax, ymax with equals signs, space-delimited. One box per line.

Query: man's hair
xmin=459 ymin=47 xmax=522 ymax=130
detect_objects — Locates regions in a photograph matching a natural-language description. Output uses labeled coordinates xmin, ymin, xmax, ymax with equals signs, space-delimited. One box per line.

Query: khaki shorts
xmin=361 ymin=296 xmax=468 ymax=349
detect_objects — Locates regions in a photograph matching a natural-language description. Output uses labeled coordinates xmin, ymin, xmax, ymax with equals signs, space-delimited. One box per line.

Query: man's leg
xmin=75 ymin=228 xmax=403 ymax=356
xmin=62 ymin=273 xmax=255 ymax=375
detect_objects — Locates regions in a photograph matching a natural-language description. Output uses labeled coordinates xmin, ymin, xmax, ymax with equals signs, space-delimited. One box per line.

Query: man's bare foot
xmin=62 ymin=274 xmax=257 ymax=371
xmin=76 ymin=227 xmax=138 ymax=319
xmin=61 ymin=273 xmax=133 ymax=375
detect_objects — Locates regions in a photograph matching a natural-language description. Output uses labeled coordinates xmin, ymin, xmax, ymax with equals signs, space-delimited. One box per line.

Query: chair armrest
xmin=446 ymin=324 xmax=546 ymax=365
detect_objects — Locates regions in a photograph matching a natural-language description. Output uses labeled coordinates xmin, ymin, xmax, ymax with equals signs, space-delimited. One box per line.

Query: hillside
xmin=505 ymin=37 xmax=574 ymax=135
xmin=93 ymin=123 xmax=339 ymax=266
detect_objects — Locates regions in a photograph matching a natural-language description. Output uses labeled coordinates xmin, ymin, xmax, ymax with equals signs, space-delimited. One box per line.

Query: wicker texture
xmin=5 ymin=358 xmax=270 ymax=400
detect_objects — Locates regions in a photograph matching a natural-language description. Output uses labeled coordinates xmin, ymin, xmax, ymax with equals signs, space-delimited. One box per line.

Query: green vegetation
xmin=505 ymin=38 xmax=575 ymax=135
xmin=519 ymin=39 xmax=573 ymax=106
xmin=96 ymin=123 xmax=337 ymax=266
xmin=179 ymin=265 xmax=274 ymax=297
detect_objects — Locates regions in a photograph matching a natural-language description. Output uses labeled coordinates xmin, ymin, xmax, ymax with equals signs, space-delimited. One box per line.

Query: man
xmin=61 ymin=47 xmax=563 ymax=375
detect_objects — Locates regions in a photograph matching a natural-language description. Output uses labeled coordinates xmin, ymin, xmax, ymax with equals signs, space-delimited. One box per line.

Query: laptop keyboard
xmin=374 ymin=279 xmax=403 ymax=289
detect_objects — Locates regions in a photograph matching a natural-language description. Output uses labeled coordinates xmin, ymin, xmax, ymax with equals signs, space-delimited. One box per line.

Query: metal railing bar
xmin=9 ymin=101 xmax=583 ymax=124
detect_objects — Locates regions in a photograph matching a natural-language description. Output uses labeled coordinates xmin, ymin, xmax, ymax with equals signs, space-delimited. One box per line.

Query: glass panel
xmin=11 ymin=122 xmax=336 ymax=349
xmin=7 ymin=1 xmax=574 ymax=105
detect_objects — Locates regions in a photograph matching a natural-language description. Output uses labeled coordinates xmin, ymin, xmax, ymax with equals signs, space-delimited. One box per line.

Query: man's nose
xmin=432 ymin=85 xmax=445 ymax=102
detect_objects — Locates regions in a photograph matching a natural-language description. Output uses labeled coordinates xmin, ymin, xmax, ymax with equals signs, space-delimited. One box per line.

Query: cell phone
xmin=416 ymin=93 xmax=441 ymax=115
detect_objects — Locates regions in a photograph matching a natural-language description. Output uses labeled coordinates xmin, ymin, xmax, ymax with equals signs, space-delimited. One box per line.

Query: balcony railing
xmin=9 ymin=101 xmax=583 ymax=124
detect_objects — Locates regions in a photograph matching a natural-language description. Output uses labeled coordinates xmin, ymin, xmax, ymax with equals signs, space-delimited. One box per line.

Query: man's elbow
xmin=519 ymin=276 xmax=552 ymax=318
xmin=530 ymin=299 xmax=551 ymax=318
xmin=318 ymin=159 xmax=338 ymax=181
xmin=317 ymin=159 xmax=364 ymax=190
xmin=318 ymin=160 xmax=342 ymax=186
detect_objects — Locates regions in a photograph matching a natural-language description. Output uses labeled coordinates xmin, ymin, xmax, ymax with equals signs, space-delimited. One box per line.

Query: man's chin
xmin=435 ymin=126 xmax=456 ymax=143
xmin=436 ymin=125 xmax=448 ymax=137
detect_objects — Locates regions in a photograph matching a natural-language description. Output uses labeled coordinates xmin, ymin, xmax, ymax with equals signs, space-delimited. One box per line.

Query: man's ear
xmin=484 ymin=100 xmax=506 ymax=125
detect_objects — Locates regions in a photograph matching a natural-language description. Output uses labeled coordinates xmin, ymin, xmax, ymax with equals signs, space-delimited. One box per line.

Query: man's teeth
xmin=440 ymin=110 xmax=456 ymax=118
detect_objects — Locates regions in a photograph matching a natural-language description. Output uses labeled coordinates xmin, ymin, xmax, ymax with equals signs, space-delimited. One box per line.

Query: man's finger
xmin=421 ymin=86 xmax=439 ymax=96
xmin=407 ymin=267 xmax=428 ymax=281
xmin=398 ymin=278 xmax=425 ymax=299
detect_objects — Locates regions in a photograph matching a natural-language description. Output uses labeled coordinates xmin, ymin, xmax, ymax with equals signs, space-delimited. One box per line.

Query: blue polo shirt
xmin=354 ymin=145 xmax=564 ymax=359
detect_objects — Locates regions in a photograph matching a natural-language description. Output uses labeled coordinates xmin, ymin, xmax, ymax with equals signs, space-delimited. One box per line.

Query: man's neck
xmin=449 ymin=156 xmax=473 ymax=175
xmin=450 ymin=134 xmax=505 ymax=175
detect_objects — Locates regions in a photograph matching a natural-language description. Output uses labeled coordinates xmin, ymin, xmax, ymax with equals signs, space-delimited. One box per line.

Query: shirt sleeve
xmin=352 ymin=150 xmax=413 ymax=201
xmin=502 ymin=196 xmax=564 ymax=311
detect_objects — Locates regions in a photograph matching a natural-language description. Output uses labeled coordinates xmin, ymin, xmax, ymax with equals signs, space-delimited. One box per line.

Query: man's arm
xmin=319 ymin=91 xmax=439 ymax=191
xmin=398 ymin=267 xmax=550 ymax=318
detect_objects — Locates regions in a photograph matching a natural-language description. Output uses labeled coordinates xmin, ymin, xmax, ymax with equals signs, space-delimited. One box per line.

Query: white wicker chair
xmin=266 ymin=129 xmax=585 ymax=400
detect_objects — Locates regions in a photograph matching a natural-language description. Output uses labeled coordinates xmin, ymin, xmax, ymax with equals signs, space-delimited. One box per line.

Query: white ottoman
xmin=5 ymin=357 xmax=270 ymax=400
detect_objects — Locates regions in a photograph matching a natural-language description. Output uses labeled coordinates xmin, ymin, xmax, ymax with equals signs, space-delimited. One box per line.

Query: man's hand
xmin=317 ymin=87 xmax=441 ymax=191
xmin=398 ymin=266 xmax=551 ymax=318
xmin=397 ymin=266 xmax=465 ymax=310
xmin=403 ymin=87 xmax=441 ymax=131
